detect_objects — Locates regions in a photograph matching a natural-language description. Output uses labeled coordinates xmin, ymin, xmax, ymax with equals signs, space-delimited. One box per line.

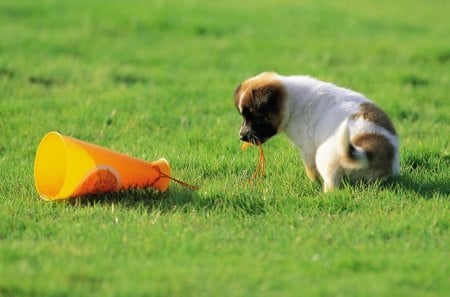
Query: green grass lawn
xmin=0 ymin=0 xmax=449 ymax=296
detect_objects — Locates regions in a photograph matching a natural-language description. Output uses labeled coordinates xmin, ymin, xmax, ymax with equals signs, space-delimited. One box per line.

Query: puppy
xmin=234 ymin=72 xmax=400 ymax=192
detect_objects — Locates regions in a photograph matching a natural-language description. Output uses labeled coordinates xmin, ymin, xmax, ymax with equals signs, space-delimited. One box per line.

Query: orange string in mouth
xmin=242 ymin=141 xmax=265 ymax=184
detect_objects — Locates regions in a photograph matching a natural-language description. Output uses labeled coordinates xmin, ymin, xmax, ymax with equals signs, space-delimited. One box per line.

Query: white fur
xmin=275 ymin=74 xmax=400 ymax=191
xmin=337 ymin=119 xmax=369 ymax=169
xmin=237 ymin=90 xmax=247 ymax=114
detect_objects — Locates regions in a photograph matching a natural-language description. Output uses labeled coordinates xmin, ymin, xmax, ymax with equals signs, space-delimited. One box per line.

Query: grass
xmin=0 ymin=0 xmax=449 ymax=296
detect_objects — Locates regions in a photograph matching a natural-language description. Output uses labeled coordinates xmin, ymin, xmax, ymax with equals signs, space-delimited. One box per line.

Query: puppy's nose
xmin=239 ymin=129 xmax=252 ymax=142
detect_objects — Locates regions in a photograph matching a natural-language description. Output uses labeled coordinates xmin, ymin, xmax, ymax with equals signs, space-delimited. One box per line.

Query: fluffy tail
xmin=337 ymin=119 xmax=369 ymax=169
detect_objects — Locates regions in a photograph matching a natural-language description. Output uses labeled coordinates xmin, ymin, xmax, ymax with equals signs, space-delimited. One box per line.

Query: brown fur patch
xmin=234 ymin=72 xmax=287 ymax=131
xmin=350 ymin=102 xmax=396 ymax=135
xmin=352 ymin=133 xmax=395 ymax=177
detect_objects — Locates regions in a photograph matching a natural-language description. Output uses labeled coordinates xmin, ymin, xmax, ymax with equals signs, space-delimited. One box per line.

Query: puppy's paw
xmin=323 ymin=184 xmax=336 ymax=193
xmin=320 ymin=169 xmax=343 ymax=193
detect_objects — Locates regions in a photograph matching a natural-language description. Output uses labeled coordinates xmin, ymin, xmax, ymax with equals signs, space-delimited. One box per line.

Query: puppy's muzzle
xmin=239 ymin=127 xmax=254 ymax=142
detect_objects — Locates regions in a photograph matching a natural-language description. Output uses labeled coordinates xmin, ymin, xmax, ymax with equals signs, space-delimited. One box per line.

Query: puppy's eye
xmin=255 ymin=111 xmax=271 ymax=119
xmin=253 ymin=114 xmax=270 ymax=123
xmin=242 ymin=108 xmax=252 ymax=118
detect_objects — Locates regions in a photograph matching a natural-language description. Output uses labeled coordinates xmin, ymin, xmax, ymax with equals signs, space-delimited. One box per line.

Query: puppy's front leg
xmin=305 ymin=164 xmax=319 ymax=181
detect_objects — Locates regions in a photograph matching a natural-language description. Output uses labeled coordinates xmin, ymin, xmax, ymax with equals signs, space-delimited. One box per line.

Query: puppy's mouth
xmin=241 ymin=131 xmax=269 ymax=145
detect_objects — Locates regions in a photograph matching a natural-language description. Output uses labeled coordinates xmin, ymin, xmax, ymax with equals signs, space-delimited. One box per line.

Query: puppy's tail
xmin=337 ymin=118 xmax=369 ymax=169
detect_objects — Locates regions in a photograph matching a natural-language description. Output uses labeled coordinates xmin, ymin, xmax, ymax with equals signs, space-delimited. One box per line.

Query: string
xmin=248 ymin=141 xmax=265 ymax=185
xmin=153 ymin=166 xmax=199 ymax=191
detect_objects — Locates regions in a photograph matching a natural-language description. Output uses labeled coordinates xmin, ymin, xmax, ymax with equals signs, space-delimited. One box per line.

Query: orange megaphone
xmin=34 ymin=132 xmax=171 ymax=200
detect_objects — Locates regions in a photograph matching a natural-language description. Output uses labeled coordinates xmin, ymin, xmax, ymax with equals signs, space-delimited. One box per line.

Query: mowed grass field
xmin=0 ymin=0 xmax=449 ymax=296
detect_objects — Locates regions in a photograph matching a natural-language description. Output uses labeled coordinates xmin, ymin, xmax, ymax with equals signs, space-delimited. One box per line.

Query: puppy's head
xmin=234 ymin=72 xmax=287 ymax=144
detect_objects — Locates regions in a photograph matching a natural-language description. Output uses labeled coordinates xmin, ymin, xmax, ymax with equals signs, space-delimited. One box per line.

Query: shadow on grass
xmin=68 ymin=173 xmax=448 ymax=216
xmin=70 ymin=186 xmax=196 ymax=210
xmin=68 ymin=184 xmax=273 ymax=215
xmin=383 ymin=175 xmax=450 ymax=199
xmin=381 ymin=150 xmax=450 ymax=199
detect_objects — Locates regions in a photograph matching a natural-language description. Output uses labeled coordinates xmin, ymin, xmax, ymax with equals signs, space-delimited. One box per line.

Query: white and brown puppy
xmin=234 ymin=72 xmax=400 ymax=192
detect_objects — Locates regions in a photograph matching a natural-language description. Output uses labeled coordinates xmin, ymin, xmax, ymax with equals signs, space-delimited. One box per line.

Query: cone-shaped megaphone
xmin=34 ymin=132 xmax=171 ymax=200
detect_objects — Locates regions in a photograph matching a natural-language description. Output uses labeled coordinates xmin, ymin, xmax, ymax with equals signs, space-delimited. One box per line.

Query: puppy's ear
xmin=234 ymin=83 xmax=242 ymax=109
xmin=234 ymin=83 xmax=242 ymax=98
xmin=253 ymin=84 xmax=283 ymax=113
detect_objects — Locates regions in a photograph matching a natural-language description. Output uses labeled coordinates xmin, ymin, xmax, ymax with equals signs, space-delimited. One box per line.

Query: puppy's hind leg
xmin=316 ymin=141 xmax=344 ymax=192
xmin=321 ymin=167 xmax=344 ymax=192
